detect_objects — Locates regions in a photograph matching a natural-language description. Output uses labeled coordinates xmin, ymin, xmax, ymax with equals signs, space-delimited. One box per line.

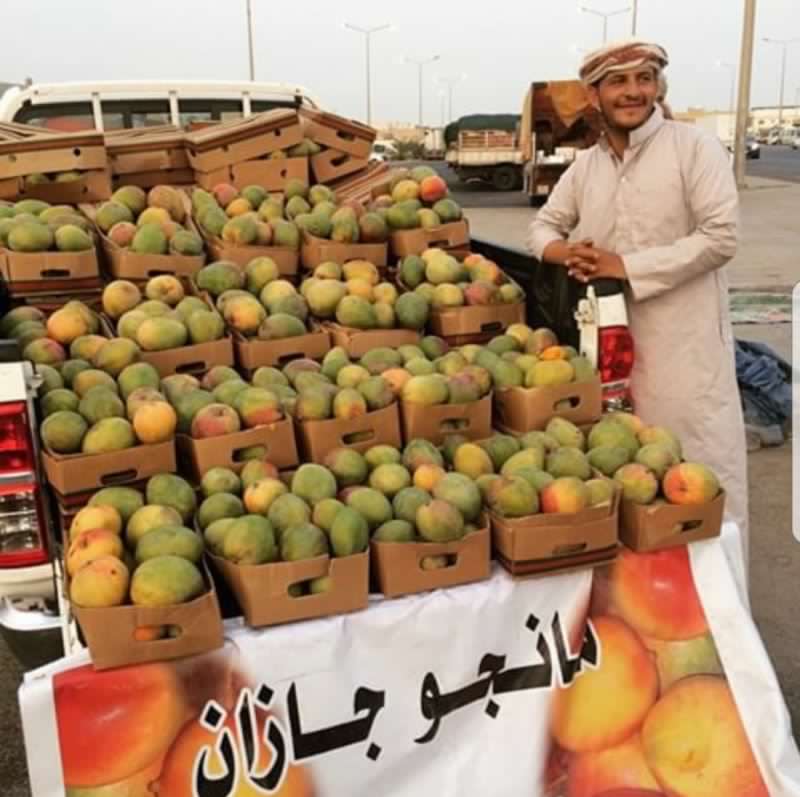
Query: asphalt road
xmin=748 ymin=144 xmax=800 ymax=183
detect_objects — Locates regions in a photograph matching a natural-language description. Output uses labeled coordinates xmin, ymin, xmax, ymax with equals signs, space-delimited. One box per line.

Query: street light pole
xmin=734 ymin=0 xmax=757 ymax=189
xmin=631 ymin=0 xmax=638 ymax=35
xmin=580 ymin=5 xmax=632 ymax=44
xmin=763 ymin=37 xmax=800 ymax=128
xmin=246 ymin=0 xmax=255 ymax=81
xmin=344 ymin=23 xmax=391 ymax=126
xmin=437 ymin=75 xmax=467 ymax=125
xmin=405 ymin=55 xmax=441 ymax=126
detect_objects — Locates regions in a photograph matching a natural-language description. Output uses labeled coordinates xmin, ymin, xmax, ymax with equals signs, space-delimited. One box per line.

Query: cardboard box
xmin=401 ymin=394 xmax=493 ymax=446
xmin=430 ymin=301 xmax=526 ymax=343
xmin=323 ymin=323 xmax=421 ymax=359
xmin=185 ymin=110 xmax=305 ymax=172
xmin=42 ymin=441 xmax=176 ymax=496
xmin=390 ymin=220 xmax=470 ymax=257
xmin=0 ymin=169 xmax=113 ymax=203
xmin=619 ymin=491 xmax=725 ymax=552
xmin=491 ymin=491 xmax=620 ymax=578
xmin=195 ymin=157 xmax=309 ymax=193
xmin=493 ymin=377 xmax=603 ymax=433
xmin=301 ymin=231 xmax=388 ymax=269
xmin=298 ymin=404 xmax=402 ymax=463
xmin=0 ymin=248 xmax=100 ymax=285
xmin=329 ymin=162 xmax=390 ymax=206
xmin=371 ymin=525 xmax=491 ymax=598
xmin=310 ymin=149 xmax=370 ymax=184
xmin=81 ymin=201 xmax=207 ymax=281
xmin=203 ymin=234 xmax=299 ymax=276
xmin=105 ymin=127 xmax=190 ymax=175
xmin=140 ymin=336 xmax=235 ymax=378
xmin=0 ymin=125 xmax=107 ymax=180
xmin=177 ymin=419 xmax=299 ymax=478
xmin=208 ymin=551 xmax=368 ymax=628
xmin=70 ymin=563 xmax=224 ymax=670
xmin=234 ymin=328 xmax=331 ymax=371
xmin=300 ymin=109 xmax=376 ymax=159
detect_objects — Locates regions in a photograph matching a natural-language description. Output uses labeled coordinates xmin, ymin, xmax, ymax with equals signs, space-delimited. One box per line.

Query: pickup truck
xmin=0 ymin=244 xmax=633 ymax=670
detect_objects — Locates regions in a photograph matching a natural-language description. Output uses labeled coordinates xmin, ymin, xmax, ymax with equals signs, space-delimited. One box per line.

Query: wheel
xmin=492 ymin=166 xmax=519 ymax=191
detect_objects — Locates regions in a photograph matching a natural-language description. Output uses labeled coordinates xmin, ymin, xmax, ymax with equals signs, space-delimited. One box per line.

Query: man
xmin=527 ymin=40 xmax=750 ymax=574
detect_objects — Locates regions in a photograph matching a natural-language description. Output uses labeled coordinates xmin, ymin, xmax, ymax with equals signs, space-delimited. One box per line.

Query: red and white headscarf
xmin=579 ymin=39 xmax=669 ymax=86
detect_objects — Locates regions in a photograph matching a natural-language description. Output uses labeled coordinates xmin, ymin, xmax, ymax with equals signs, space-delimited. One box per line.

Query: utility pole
xmin=344 ymin=23 xmax=392 ymax=126
xmin=246 ymin=0 xmax=255 ymax=81
xmin=405 ymin=55 xmax=441 ymax=126
xmin=580 ymin=5 xmax=631 ymax=44
xmin=762 ymin=37 xmax=800 ymax=127
xmin=734 ymin=0 xmax=757 ymax=189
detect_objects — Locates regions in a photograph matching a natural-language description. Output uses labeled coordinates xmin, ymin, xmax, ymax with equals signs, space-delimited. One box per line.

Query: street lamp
xmin=762 ymin=37 xmax=800 ymax=127
xmin=580 ymin=5 xmax=632 ymax=44
xmin=716 ymin=61 xmax=737 ymax=140
xmin=246 ymin=0 xmax=255 ymax=81
xmin=343 ymin=22 xmax=392 ymax=126
xmin=405 ymin=55 xmax=441 ymax=126
xmin=437 ymin=74 xmax=467 ymax=124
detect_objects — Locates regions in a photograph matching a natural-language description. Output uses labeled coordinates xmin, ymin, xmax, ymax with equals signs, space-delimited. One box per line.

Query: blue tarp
xmin=735 ymin=338 xmax=792 ymax=444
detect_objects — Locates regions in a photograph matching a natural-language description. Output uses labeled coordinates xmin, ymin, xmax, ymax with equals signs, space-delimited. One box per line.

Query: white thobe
xmin=527 ymin=104 xmax=750 ymax=570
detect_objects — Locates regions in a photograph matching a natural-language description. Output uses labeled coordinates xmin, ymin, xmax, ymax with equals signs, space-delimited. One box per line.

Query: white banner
xmin=18 ymin=526 xmax=800 ymax=797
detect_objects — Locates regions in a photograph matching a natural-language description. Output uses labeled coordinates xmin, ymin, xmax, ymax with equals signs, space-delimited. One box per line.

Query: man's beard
xmin=600 ymin=100 xmax=655 ymax=133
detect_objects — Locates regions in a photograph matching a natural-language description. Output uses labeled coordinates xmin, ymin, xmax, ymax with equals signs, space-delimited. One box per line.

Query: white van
xmin=0 ymin=80 xmax=324 ymax=131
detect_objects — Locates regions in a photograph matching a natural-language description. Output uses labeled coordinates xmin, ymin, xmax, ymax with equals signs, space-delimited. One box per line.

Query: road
xmin=748 ymin=144 xmax=800 ymax=183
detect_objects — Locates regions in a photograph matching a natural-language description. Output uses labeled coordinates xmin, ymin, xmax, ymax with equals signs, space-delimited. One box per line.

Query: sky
xmin=1 ymin=0 xmax=797 ymax=125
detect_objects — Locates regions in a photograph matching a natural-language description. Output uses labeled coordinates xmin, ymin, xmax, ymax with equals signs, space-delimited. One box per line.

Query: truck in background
xmin=520 ymin=80 xmax=602 ymax=205
xmin=444 ymin=114 xmax=523 ymax=190
xmin=443 ymin=82 xmax=601 ymax=199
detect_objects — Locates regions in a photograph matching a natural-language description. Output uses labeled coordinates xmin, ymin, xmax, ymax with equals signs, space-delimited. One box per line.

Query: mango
xmin=23 ymin=338 xmax=67 ymax=368
xmin=70 ymin=556 xmax=129 ymax=608
xmin=280 ymin=523 xmax=330 ymax=561
xmin=130 ymin=555 xmax=204 ymax=606
xmin=88 ymin=486 xmax=144 ymax=526
xmin=146 ymin=473 xmax=197 ymax=523
xmin=197 ymin=493 xmax=245 ymax=530
xmin=66 ymin=529 xmax=123 ymax=577
xmin=369 ymin=464 xmax=412 ymax=497
xmin=92 ymin=338 xmax=141 ymax=378
xmin=453 ymin=443 xmax=494 ymax=481
xmin=79 ymin=386 xmax=125 ymax=425
xmin=96 ymin=201 xmax=134 ymax=233
xmin=613 ymin=463 xmax=659 ymax=505
xmin=55 ymin=225 xmax=93 ymax=252
xmin=546 ymin=416 xmax=585 ymax=450
xmin=291 ymin=464 xmax=338 ymax=506
xmin=588 ymin=445 xmax=633 ymax=478
xmin=131 ymin=223 xmax=168 ymax=255
xmin=488 ymin=476 xmax=539 ymax=518
xmin=268 ymin=494 xmax=311 ymax=541
xmin=588 ymin=418 xmax=640 ymax=458
xmin=126 ymin=504 xmax=183 ymax=548
xmin=222 ymin=515 xmax=278 ymax=564
xmin=41 ymin=388 xmax=80 ymax=417
xmin=416 ymin=499 xmax=465 ymax=542
xmin=40 ymin=409 xmax=86 ymax=454
xmin=392 ymin=487 xmax=431 ymax=525
xmin=324 ymin=447 xmax=369 ymax=488
xmin=540 ymin=476 xmax=591 ymax=514
xmin=433 ymin=472 xmax=482 ymax=522
xmin=196 ymin=261 xmax=245 ymax=297
xmin=136 ymin=525 xmax=204 ymax=565
xmin=345 ymin=487 xmax=392 ymax=530
xmin=147 ymin=185 xmax=186 ymax=223
xmin=546 ymin=448 xmax=592 ymax=480
xmin=501 ymin=446 xmax=546 ymax=476
xmin=136 ymin=317 xmax=188 ymax=352
xmin=111 ymin=185 xmax=147 ymax=216
xmin=330 ymin=508 xmax=369 ymax=556
xmin=82 ymin=417 xmax=135 ymax=454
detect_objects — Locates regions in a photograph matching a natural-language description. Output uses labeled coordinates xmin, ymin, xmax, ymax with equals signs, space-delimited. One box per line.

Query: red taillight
xmin=598 ymin=326 xmax=635 ymax=383
xmin=0 ymin=482 xmax=48 ymax=566
xmin=0 ymin=401 xmax=35 ymax=473
xmin=0 ymin=402 xmax=48 ymax=566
